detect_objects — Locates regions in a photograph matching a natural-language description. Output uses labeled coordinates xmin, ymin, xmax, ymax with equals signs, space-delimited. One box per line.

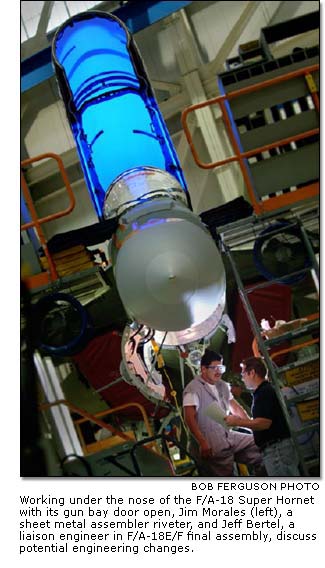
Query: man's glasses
xmin=206 ymin=365 xmax=226 ymax=373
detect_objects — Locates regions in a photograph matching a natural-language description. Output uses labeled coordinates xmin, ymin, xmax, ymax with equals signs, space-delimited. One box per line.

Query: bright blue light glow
xmin=53 ymin=12 xmax=189 ymax=218
xmin=131 ymin=218 xmax=168 ymax=232
xmin=78 ymin=94 xmax=167 ymax=197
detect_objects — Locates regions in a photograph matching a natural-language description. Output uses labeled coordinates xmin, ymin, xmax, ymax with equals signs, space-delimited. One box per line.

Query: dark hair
xmin=201 ymin=349 xmax=223 ymax=367
xmin=241 ymin=356 xmax=267 ymax=378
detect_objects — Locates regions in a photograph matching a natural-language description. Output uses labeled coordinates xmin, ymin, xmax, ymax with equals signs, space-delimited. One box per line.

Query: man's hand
xmin=225 ymin=414 xmax=271 ymax=431
xmin=229 ymin=398 xmax=250 ymax=420
xmin=200 ymin=439 xmax=213 ymax=458
xmin=224 ymin=414 xmax=241 ymax=427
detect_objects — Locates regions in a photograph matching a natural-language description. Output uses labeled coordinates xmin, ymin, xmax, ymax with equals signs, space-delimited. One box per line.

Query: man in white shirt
xmin=183 ymin=350 xmax=262 ymax=476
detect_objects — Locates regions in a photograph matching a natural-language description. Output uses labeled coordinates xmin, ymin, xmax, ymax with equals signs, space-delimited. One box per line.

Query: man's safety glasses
xmin=206 ymin=365 xmax=226 ymax=373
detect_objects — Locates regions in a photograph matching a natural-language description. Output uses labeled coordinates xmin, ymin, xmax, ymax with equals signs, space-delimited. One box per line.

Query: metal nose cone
xmin=115 ymin=210 xmax=226 ymax=332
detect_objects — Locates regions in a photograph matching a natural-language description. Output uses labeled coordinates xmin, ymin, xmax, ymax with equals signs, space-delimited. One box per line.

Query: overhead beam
xmin=204 ymin=1 xmax=261 ymax=77
xmin=168 ymin=9 xmax=240 ymax=204
xmin=37 ymin=1 xmax=55 ymax=36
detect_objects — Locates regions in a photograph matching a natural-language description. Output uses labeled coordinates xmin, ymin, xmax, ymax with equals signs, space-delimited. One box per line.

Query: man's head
xmin=201 ymin=349 xmax=225 ymax=385
xmin=240 ymin=356 xmax=267 ymax=390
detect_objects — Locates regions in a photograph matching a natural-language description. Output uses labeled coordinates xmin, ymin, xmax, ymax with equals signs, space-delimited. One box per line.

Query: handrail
xmin=21 ymin=153 xmax=76 ymax=281
xmin=21 ymin=153 xmax=76 ymax=229
xmin=181 ymin=64 xmax=319 ymax=214
xmin=73 ymin=401 xmax=154 ymax=438
xmin=252 ymin=313 xmax=319 ymax=359
xmin=39 ymin=398 xmax=159 ymax=454
xmin=270 ymin=338 xmax=319 ymax=362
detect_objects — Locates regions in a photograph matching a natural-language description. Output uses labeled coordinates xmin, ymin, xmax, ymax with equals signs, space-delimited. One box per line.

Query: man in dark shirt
xmin=224 ymin=356 xmax=300 ymax=476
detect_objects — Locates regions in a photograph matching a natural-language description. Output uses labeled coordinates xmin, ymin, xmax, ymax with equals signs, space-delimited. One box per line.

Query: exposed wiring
xmin=151 ymin=338 xmax=165 ymax=368
xmin=162 ymin=367 xmax=189 ymax=436
xmin=129 ymin=324 xmax=144 ymax=342
xmin=141 ymin=328 xmax=155 ymax=343
xmin=156 ymin=331 xmax=168 ymax=357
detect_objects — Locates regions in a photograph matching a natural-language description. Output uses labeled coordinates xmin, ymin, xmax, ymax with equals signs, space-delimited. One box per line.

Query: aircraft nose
xmin=114 ymin=206 xmax=226 ymax=332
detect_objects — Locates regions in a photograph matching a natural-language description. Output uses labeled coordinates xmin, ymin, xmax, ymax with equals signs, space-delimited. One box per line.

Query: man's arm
xmin=229 ymin=398 xmax=251 ymax=420
xmin=184 ymin=405 xmax=213 ymax=457
xmin=224 ymin=414 xmax=272 ymax=430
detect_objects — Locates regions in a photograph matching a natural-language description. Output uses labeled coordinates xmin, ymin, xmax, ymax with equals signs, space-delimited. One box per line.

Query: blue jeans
xmin=262 ymin=438 xmax=300 ymax=477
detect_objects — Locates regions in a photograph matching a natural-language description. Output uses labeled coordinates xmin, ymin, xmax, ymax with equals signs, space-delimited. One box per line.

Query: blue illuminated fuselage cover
xmin=52 ymin=11 xmax=189 ymax=218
